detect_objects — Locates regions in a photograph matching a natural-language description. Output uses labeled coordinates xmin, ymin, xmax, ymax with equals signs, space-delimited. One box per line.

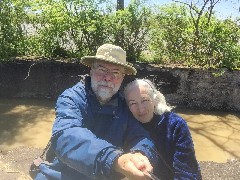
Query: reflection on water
xmin=0 ymin=98 xmax=55 ymax=151
xmin=0 ymin=98 xmax=240 ymax=163
xmin=176 ymin=108 xmax=240 ymax=162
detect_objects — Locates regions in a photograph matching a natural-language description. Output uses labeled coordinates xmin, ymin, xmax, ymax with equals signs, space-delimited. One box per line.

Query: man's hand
xmin=113 ymin=152 xmax=153 ymax=180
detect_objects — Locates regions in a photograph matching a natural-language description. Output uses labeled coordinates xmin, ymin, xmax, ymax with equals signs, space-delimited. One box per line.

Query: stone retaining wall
xmin=0 ymin=60 xmax=239 ymax=112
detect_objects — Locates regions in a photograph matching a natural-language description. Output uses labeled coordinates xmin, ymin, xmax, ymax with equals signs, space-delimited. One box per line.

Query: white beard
xmin=91 ymin=80 xmax=119 ymax=103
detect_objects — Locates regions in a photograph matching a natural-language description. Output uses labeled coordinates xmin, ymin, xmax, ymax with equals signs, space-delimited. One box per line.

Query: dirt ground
xmin=0 ymin=146 xmax=239 ymax=180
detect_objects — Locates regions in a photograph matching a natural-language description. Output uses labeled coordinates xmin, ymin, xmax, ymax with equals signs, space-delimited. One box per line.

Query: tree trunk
xmin=117 ymin=0 xmax=124 ymax=10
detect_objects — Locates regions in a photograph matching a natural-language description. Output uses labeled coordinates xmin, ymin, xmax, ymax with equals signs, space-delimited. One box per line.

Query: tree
xmin=148 ymin=2 xmax=240 ymax=69
xmin=117 ymin=0 xmax=124 ymax=10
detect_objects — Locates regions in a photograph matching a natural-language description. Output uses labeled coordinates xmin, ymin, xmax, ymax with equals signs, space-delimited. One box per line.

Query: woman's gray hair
xmin=124 ymin=79 xmax=172 ymax=115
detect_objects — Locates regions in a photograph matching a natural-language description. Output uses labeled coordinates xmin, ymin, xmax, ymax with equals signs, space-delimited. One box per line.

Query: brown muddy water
xmin=0 ymin=98 xmax=240 ymax=163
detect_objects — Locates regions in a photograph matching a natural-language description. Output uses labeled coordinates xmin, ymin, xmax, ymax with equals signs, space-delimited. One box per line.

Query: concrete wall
xmin=0 ymin=60 xmax=239 ymax=112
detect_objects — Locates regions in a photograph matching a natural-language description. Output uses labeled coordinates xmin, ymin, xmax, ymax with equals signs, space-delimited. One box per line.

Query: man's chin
xmin=97 ymin=92 xmax=113 ymax=102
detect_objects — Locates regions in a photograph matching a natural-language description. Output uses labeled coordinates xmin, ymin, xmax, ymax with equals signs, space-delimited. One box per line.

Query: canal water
xmin=0 ymin=98 xmax=240 ymax=163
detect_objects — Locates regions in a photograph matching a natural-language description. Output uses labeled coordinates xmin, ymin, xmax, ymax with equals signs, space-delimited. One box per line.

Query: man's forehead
xmin=96 ymin=61 xmax=124 ymax=70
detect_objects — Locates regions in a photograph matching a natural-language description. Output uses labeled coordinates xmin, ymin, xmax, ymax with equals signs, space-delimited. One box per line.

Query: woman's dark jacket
xmin=142 ymin=112 xmax=202 ymax=180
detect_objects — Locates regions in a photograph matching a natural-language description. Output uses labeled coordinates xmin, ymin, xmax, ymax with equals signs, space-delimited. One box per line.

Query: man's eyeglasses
xmin=92 ymin=64 xmax=125 ymax=79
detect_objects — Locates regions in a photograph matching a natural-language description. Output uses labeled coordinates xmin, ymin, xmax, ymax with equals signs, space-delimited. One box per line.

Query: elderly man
xmin=34 ymin=44 xmax=157 ymax=180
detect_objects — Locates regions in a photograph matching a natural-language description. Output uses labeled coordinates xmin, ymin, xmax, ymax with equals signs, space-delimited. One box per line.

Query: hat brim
xmin=81 ymin=56 xmax=137 ymax=75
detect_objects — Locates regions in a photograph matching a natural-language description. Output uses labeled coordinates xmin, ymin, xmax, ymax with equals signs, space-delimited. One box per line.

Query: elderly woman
xmin=124 ymin=79 xmax=202 ymax=180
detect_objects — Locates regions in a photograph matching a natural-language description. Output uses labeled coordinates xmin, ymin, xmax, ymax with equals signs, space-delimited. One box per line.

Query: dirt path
xmin=0 ymin=147 xmax=42 ymax=180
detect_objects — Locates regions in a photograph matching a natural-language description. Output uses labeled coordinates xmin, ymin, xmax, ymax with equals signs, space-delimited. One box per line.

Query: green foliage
xmin=208 ymin=19 xmax=240 ymax=69
xmin=0 ymin=0 xmax=29 ymax=60
xmin=25 ymin=0 xmax=109 ymax=57
xmin=148 ymin=3 xmax=240 ymax=69
xmin=66 ymin=0 xmax=110 ymax=57
xmin=149 ymin=3 xmax=193 ymax=64
xmin=0 ymin=0 xmax=152 ymax=61
xmin=0 ymin=0 xmax=239 ymax=70
xmin=107 ymin=0 xmax=152 ymax=62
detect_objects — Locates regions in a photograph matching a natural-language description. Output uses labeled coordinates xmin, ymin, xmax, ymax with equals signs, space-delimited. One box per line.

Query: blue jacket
xmin=142 ymin=112 xmax=202 ymax=180
xmin=35 ymin=77 xmax=157 ymax=180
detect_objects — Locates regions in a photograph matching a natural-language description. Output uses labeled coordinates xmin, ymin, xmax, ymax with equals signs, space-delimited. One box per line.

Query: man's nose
xmin=103 ymin=72 xmax=114 ymax=81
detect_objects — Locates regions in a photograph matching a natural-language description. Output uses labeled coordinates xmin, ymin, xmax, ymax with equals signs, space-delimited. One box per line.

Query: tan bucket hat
xmin=80 ymin=44 xmax=137 ymax=75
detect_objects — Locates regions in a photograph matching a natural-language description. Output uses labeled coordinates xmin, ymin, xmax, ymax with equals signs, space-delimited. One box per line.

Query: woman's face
xmin=125 ymin=84 xmax=155 ymax=123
